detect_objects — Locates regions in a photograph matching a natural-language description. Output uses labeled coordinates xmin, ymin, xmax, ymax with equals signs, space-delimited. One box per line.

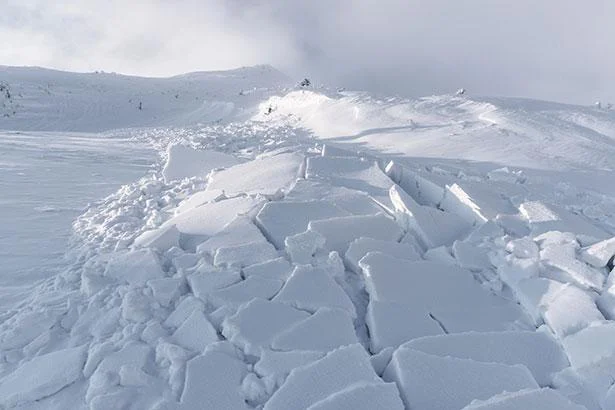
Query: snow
xmin=207 ymin=276 xmax=284 ymax=309
xmin=172 ymin=309 xmax=218 ymax=352
xmin=344 ymin=236 xmax=421 ymax=274
xmin=541 ymin=244 xmax=605 ymax=291
xmin=462 ymin=388 xmax=586 ymax=410
xmin=196 ymin=215 xmax=267 ymax=256
xmin=561 ymin=322 xmax=615 ymax=368
xmin=187 ymin=268 xmax=242 ymax=300
xmin=384 ymin=348 xmax=539 ymax=410
xmin=242 ymin=257 xmax=292 ymax=281
xmin=580 ymin=237 xmax=615 ymax=268
xmin=307 ymin=382 xmax=405 ymax=410
xmin=213 ymin=240 xmax=279 ymax=268
xmin=133 ymin=224 xmax=181 ymax=253
xmin=441 ymin=182 xmax=519 ymax=225
xmin=104 ymin=248 xmax=165 ymax=285
xmin=162 ymin=144 xmax=241 ymax=183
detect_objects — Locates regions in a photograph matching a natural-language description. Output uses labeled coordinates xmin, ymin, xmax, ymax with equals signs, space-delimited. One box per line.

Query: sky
xmin=1 ymin=0 xmax=614 ymax=104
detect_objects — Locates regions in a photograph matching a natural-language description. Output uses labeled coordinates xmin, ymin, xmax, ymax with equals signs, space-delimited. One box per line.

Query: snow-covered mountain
xmin=1 ymin=66 xmax=615 ymax=410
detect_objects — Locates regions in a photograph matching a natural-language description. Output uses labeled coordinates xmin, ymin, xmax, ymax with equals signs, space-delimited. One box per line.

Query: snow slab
xmin=462 ymin=388 xmax=586 ymax=410
xmin=359 ymin=252 xmax=525 ymax=333
xmin=541 ymin=244 xmax=605 ymax=291
xmin=580 ymin=236 xmax=615 ymax=268
xmin=242 ymin=257 xmax=292 ymax=281
xmin=148 ymin=277 xmax=183 ymax=308
xmin=255 ymin=200 xmax=350 ymax=249
xmin=187 ymin=269 xmax=242 ymax=300
xmin=104 ymin=248 xmax=165 ymax=286
xmin=162 ymin=144 xmax=241 ymax=183
xmin=440 ymin=181 xmax=519 ymax=225
xmin=402 ymin=331 xmax=569 ymax=386
xmin=271 ymin=308 xmax=358 ymax=352
xmin=307 ymin=213 xmax=404 ymax=255
xmin=497 ymin=257 xmax=539 ymax=290
xmin=383 ymin=348 xmax=539 ymax=410
xmin=164 ymin=295 xmax=205 ymax=328
xmin=305 ymin=156 xmax=395 ymax=212
xmin=366 ymin=300 xmax=443 ymax=353
xmin=207 ymin=152 xmax=303 ymax=197
xmin=222 ymin=298 xmax=310 ymax=356
xmin=512 ymin=277 xmax=566 ymax=325
xmin=385 ymin=160 xmax=448 ymax=207
xmin=453 ymin=240 xmax=493 ymax=271
xmin=541 ymin=284 xmax=604 ymax=339
xmin=174 ymin=189 xmax=225 ymax=215
xmin=307 ymin=382 xmax=404 ymax=410
xmin=264 ymin=344 xmax=383 ymax=410
xmin=562 ymin=322 xmax=615 ymax=369
xmin=390 ymin=185 xmax=472 ymax=249
xmin=320 ymin=144 xmax=359 ymax=158
xmin=172 ymin=309 xmax=218 ymax=352
xmin=254 ymin=349 xmax=325 ymax=386
xmin=273 ymin=264 xmax=357 ymax=318
xmin=0 ymin=345 xmax=87 ymax=408
xmin=285 ymin=229 xmax=326 ymax=265
xmin=196 ymin=215 xmax=267 ymax=255
xmin=344 ymin=237 xmax=421 ymax=274
xmin=181 ymin=350 xmax=249 ymax=410
xmin=214 ymin=240 xmax=278 ymax=268
xmin=133 ymin=224 xmax=181 ymax=253
xmin=207 ymin=276 xmax=284 ymax=310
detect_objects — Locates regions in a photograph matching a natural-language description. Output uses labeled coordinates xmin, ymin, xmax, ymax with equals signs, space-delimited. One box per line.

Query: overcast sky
xmin=2 ymin=0 xmax=614 ymax=104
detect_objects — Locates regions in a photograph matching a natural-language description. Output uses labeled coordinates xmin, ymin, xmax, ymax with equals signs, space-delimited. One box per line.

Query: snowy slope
xmin=1 ymin=67 xmax=615 ymax=409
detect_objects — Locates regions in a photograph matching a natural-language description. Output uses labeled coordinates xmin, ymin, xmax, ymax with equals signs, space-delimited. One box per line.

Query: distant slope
xmin=0 ymin=65 xmax=291 ymax=132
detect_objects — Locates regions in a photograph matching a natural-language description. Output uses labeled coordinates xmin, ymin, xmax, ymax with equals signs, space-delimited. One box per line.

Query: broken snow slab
xmin=162 ymin=144 xmax=240 ymax=183
xmin=541 ymin=284 xmax=604 ymax=339
xmin=359 ymin=252 xmax=526 ymax=333
xmin=214 ymin=241 xmax=279 ymax=268
xmin=366 ymin=300 xmax=443 ymax=353
xmin=390 ymin=185 xmax=472 ymax=249
xmin=307 ymin=382 xmax=404 ymax=410
xmin=519 ymin=201 xmax=609 ymax=242
xmin=308 ymin=213 xmax=404 ymax=255
xmin=133 ymin=224 xmax=180 ymax=252
xmin=511 ymin=277 xmax=566 ymax=325
xmin=541 ymin=244 xmax=605 ymax=291
xmin=345 ymin=237 xmax=421 ymax=274
xmin=104 ymin=248 xmax=165 ymax=286
xmin=305 ymin=156 xmax=395 ymax=211
xmin=271 ymin=308 xmax=358 ymax=352
xmin=174 ymin=189 xmax=225 ymax=215
xmin=403 ymin=331 xmax=569 ymax=386
xmin=440 ymin=181 xmax=521 ymax=225
xmin=0 ymin=345 xmax=87 ymax=408
xmin=172 ymin=309 xmax=218 ymax=352
xmin=242 ymin=257 xmax=292 ymax=281
xmin=207 ymin=276 xmax=284 ymax=310
xmin=462 ymin=388 xmax=586 ymax=410
xmin=164 ymin=295 xmax=205 ymax=328
xmin=187 ymin=268 xmax=242 ymax=300
xmin=222 ymin=298 xmax=309 ymax=356
xmin=320 ymin=143 xmax=359 ymax=157
xmin=264 ymin=344 xmax=383 ymax=410
xmin=452 ymin=240 xmax=493 ymax=271
xmin=181 ymin=350 xmax=250 ymax=410
xmin=207 ymin=152 xmax=303 ymax=197
xmin=562 ymin=322 xmax=615 ymax=369
xmin=255 ymin=349 xmax=325 ymax=388
xmin=285 ymin=229 xmax=327 ymax=265
xmin=383 ymin=348 xmax=539 ymax=410
xmin=580 ymin=236 xmax=615 ymax=268
xmin=196 ymin=215 xmax=266 ymax=256
xmin=255 ymin=200 xmax=350 ymax=249
xmin=385 ymin=160 xmax=449 ymax=207
xmin=273 ymin=265 xmax=357 ymax=318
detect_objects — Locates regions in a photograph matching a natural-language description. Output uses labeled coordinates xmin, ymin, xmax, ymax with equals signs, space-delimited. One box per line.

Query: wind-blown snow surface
xmin=2 ymin=66 xmax=615 ymax=409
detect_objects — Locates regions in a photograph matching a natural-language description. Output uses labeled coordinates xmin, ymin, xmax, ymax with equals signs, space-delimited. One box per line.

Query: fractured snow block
xmin=0 ymin=345 xmax=87 ymax=408
xmin=175 ymin=189 xmax=225 ymax=215
xmin=506 ymin=237 xmax=539 ymax=259
xmin=255 ymin=200 xmax=350 ymax=249
xmin=305 ymin=156 xmax=395 ymax=212
xmin=133 ymin=224 xmax=180 ymax=252
xmin=271 ymin=308 xmax=358 ymax=352
xmin=187 ymin=269 xmax=242 ymax=301
xmin=285 ymin=229 xmax=326 ymax=265
xmin=196 ymin=216 xmax=267 ymax=256
xmin=366 ymin=300 xmax=442 ymax=353
xmin=307 ymin=382 xmax=404 ymax=410
xmin=273 ymin=265 xmax=357 ymax=318
xmin=424 ymin=245 xmax=457 ymax=265
xmin=321 ymin=144 xmax=358 ymax=157
xmin=148 ymin=277 xmax=183 ymax=307
xmin=542 ymin=284 xmax=604 ymax=339
xmin=162 ymin=144 xmax=240 ymax=182
xmin=512 ymin=277 xmax=565 ymax=325
xmin=172 ymin=309 xmax=218 ymax=352
xmin=597 ymin=288 xmax=615 ymax=320
xmin=497 ymin=257 xmax=539 ymax=289
xmin=181 ymin=350 xmax=250 ymax=409
xmin=359 ymin=253 xmax=525 ymax=333
xmin=207 ymin=277 xmax=284 ymax=310
xmin=390 ymin=185 xmax=472 ymax=248
xmin=91 ymin=342 xmax=152 ymax=384
xmin=519 ymin=201 xmax=609 ymax=241
xmin=104 ymin=248 xmax=165 ymax=286
xmin=453 ymin=240 xmax=493 ymax=271
xmin=385 ymin=160 xmax=447 ymax=207
xmin=213 ymin=241 xmax=278 ymax=268
xmin=462 ymin=388 xmax=586 ymax=410
xmin=580 ymin=237 xmax=615 ymax=268
xmin=541 ymin=244 xmax=605 ymax=291
xmin=308 ymin=213 xmax=404 ymax=255
xmin=344 ymin=237 xmax=421 ymax=274
xmin=222 ymin=299 xmax=309 ymax=356
xmin=207 ymin=152 xmax=303 ymax=197
xmin=383 ymin=348 xmax=539 ymax=410
xmin=254 ymin=349 xmax=324 ymax=385
xmin=242 ymin=257 xmax=292 ymax=281
xmin=403 ymin=331 xmax=569 ymax=386
xmin=441 ymin=181 xmax=519 ymax=225
xmin=264 ymin=344 xmax=382 ymax=410
xmin=562 ymin=322 xmax=615 ymax=369
xmin=164 ymin=296 xmax=205 ymax=328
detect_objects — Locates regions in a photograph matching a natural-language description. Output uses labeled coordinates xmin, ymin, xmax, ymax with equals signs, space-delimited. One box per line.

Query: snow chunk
xmin=308 ymin=213 xmax=404 ymax=255
xmin=541 ymin=244 xmax=605 ymax=291
xmin=162 ymin=144 xmax=240 ymax=182
xmin=196 ymin=216 xmax=266 ymax=256
xmin=133 ymin=224 xmax=180 ymax=252
xmin=104 ymin=248 xmax=164 ymax=286
xmin=497 ymin=257 xmax=539 ymax=290
xmin=273 ymin=265 xmax=357 ymax=318
xmin=562 ymin=322 xmax=615 ymax=368
xmin=462 ymin=388 xmax=586 ymax=410
xmin=424 ymin=245 xmax=457 ymax=265
xmin=187 ymin=269 xmax=242 ymax=300
xmin=512 ymin=277 xmax=565 ymax=325
xmin=271 ymin=308 xmax=358 ymax=352
xmin=214 ymin=241 xmax=278 ymax=268
xmin=207 ymin=152 xmax=303 ymax=197
xmin=453 ymin=240 xmax=492 ymax=271
xmin=385 ymin=161 xmax=446 ymax=207
xmin=506 ymin=237 xmax=539 ymax=259
xmin=242 ymin=257 xmax=292 ymax=281
xmin=345 ymin=237 xmax=421 ymax=274
xmin=390 ymin=185 xmax=472 ymax=248
xmin=320 ymin=144 xmax=358 ymax=157
xmin=175 ymin=189 xmax=225 ymax=214
xmin=307 ymin=382 xmax=404 ymax=410
xmin=254 ymin=349 xmax=324 ymax=386
xmin=441 ymin=182 xmax=518 ymax=225
xmin=164 ymin=296 xmax=205 ymax=328
xmin=148 ymin=277 xmax=183 ymax=308
xmin=222 ymin=299 xmax=309 ymax=356
xmin=181 ymin=350 xmax=250 ymax=409
xmin=383 ymin=348 xmax=539 ymax=410
xmin=255 ymin=200 xmax=349 ymax=249
xmin=207 ymin=276 xmax=284 ymax=310
xmin=403 ymin=331 xmax=569 ymax=386
xmin=264 ymin=344 xmax=382 ymax=410
xmin=285 ymin=229 xmax=326 ymax=265
xmin=0 ymin=345 xmax=87 ymax=408
xmin=172 ymin=309 xmax=218 ymax=352
xmin=542 ymin=284 xmax=604 ymax=339
xmin=580 ymin=237 xmax=615 ymax=268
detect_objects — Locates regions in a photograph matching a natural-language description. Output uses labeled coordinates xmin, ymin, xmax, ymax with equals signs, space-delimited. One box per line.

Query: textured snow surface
xmin=6 ymin=66 xmax=615 ymax=409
